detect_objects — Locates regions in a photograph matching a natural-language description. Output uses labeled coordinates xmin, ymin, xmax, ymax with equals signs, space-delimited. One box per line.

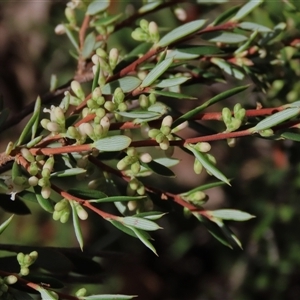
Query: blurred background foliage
xmin=1 ymin=1 xmax=300 ymax=299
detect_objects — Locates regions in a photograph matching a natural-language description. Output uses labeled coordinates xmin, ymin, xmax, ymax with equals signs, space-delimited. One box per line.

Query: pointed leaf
xmin=150 ymin=89 xmax=197 ymax=99
xmin=134 ymin=211 xmax=166 ymax=220
xmin=117 ymin=111 xmax=160 ymax=119
xmin=122 ymin=216 xmax=162 ymax=231
xmin=82 ymin=32 xmax=96 ymax=59
xmin=212 ymin=5 xmax=241 ymax=25
xmin=89 ymin=195 xmax=146 ymax=203
xmin=238 ymin=22 xmax=272 ymax=33
xmin=141 ymin=160 xmax=175 ymax=177
xmin=51 ymin=168 xmax=86 ymax=177
xmin=141 ymin=58 xmax=173 ymax=87
xmin=153 ymin=157 xmax=180 ymax=168
xmin=186 ymin=145 xmax=230 ymax=185
xmin=92 ymin=13 xmax=123 ymax=26
xmin=158 ymin=19 xmax=207 ymax=47
xmin=130 ymin=226 xmax=158 ymax=256
xmin=70 ymin=200 xmax=84 ymax=251
xmin=174 ymin=45 xmax=222 ymax=56
xmin=155 ymin=76 xmax=191 ymax=88
xmin=93 ymin=135 xmax=131 ymax=152
xmin=211 ymin=58 xmax=244 ymax=80
xmin=68 ymin=188 xmax=107 ymax=200
xmin=86 ymin=0 xmax=110 ymax=15
xmin=232 ymin=0 xmax=263 ymax=21
xmin=202 ymin=32 xmax=247 ymax=44
xmin=172 ymin=85 xmax=249 ymax=128
xmin=0 ymin=215 xmax=14 ymax=235
xmin=102 ymin=76 xmax=141 ymax=94
xmin=64 ymin=24 xmax=79 ymax=51
xmin=34 ymin=186 xmax=54 ymax=213
xmin=181 ymin=181 xmax=227 ymax=197
xmin=281 ymin=131 xmax=300 ymax=142
xmin=253 ymin=108 xmax=300 ymax=132
xmin=209 ymin=209 xmax=255 ymax=221
xmin=138 ymin=1 xmax=162 ymax=13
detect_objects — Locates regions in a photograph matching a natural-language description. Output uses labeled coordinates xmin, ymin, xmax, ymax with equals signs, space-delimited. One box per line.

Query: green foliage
xmin=1 ymin=0 xmax=300 ymax=299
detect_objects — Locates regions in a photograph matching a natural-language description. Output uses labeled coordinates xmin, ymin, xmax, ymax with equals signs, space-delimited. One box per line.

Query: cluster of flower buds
xmin=182 ymin=190 xmax=209 ymax=207
xmin=103 ymin=87 xmax=128 ymax=120
xmin=17 ymin=251 xmax=38 ymax=276
xmin=148 ymin=115 xmax=175 ymax=150
xmin=131 ymin=19 xmax=160 ymax=43
xmin=41 ymin=105 xmax=66 ymax=134
xmin=91 ymin=47 xmax=119 ymax=83
xmin=53 ymin=199 xmax=71 ymax=223
xmin=127 ymin=177 xmax=145 ymax=196
xmin=138 ymin=93 xmax=156 ymax=109
xmin=222 ymin=103 xmax=246 ymax=133
xmin=191 ymin=142 xmax=216 ymax=175
xmin=117 ymin=147 xmax=152 ymax=175
xmin=0 ymin=275 xmax=17 ymax=298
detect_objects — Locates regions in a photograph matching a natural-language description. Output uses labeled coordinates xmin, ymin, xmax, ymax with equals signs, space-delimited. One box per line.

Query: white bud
xmin=139 ymin=153 xmax=152 ymax=163
xmin=174 ymin=8 xmax=187 ymax=21
xmin=55 ymin=24 xmax=66 ymax=35
xmin=162 ymin=115 xmax=173 ymax=127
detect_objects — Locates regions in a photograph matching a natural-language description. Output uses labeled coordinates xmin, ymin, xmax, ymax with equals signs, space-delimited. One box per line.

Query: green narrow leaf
xmin=117 ymin=111 xmax=160 ymax=119
xmin=90 ymin=195 xmax=146 ymax=203
xmin=109 ymin=220 xmax=140 ymax=238
xmin=141 ymin=160 xmax=175 ymax=177
xmin=141 ymin=58 xmax=173 ymax=87
xmin=17 ymin=96 xmax=41 ymax=146
xmin=138 ymin=1 xmax=162 ymax=13
xmin=86 ymin=0 xmax=110 ymax=15
xmin=186 ymin=145 xmax=230 ymax=185
xmin=175 ymin=45 xmax=223 ymax=56
xmin=258 ymin=22 xmax=286 ymax=46
xmin=252 ymin=108 xmax=300 ymax=132
xmin=51 ymin=168 xmax=86 ymax=177
xmin=82 ymin=32 xmax=96 ymax=59
xmin=130 ymin=226 xmax=158 ymax=256
xmin=92 ymin=13 xmax=123 ymax=26
xmin=172 ymin=85 xmax=249 ymax=128
xmin=84 ymin=294 xmax=137 ymax=300
xmin=209 ymin=209 xmax=255 ymax=221
xmin=202 ymin=32 xmax=247 ymax=44
xmin=180 ymin=181 xmax=227 ymax=197
xmin=212 ymin=5 xmax=241 ymax=25
xmin=34 ymin=186 xmax=54 ymax=213
xmin=154 ymin=76 xmax=191 ymax=88
xmin=231 ymin=0 xmax=263 ymax=21
xmin=93 ymin=135 xmax=131 ymax=152
xmin=102 ymin=76 xmax=141 ymax=94
xmin=153 ymin=157 xmax=180 ymax=168
xmin=92 ymin=62 xmax=100 ymax=91
xmin=122 ymin=216 xmax=162 ymax=231
xmin=234 ymin=30 xmax=258 ymax=54
xmin=134 ymin=211 xmax=166 ymax=220
xmin=0 ymin=214 xmax=14 ymax=235
xmin=158 ymin=19 xmax=207 ymax=47
xmin=70 ymin=200 xmax=84 ymax=251
xmin=32 ymin=96 xmax=41 ymax=140
xmin=211 ymin=58 xmax=244 ymax=80
xmin=68 ymin=188 xmax=107 ymax=200
xmin=150 ymin=89 xmax=197 ymax=100
xmin=64 ymin=24 xmax=79 ymax=51
xmin=238 ymin=22 xmax=272 ymax=32
xmin=281 ymin=131 xmax=300 ymax=142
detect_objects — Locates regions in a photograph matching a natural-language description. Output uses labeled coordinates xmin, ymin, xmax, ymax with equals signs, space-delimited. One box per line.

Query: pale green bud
xmin=139 ymin=94 xmax=149 ymax=108
xmin=139 ymin=152 xmax=152 ymax=163
xmin=94 ymin=124 xmax=103 ymax=137
xmin=233 ymin=103 xmax=242 ymax=115
xmin=65 ymin=7 xmax=76 ymax=25
xmin=41 ymin=118 xmax=50 ymax=130
xmin=222 ymin=107 xmax=232 ymax=124
xmin=87 ymin=99 xmax=98 ymax=109
xmin=53 ymin=210 xmax=62 ymax=221
xmin=131 ymin=161 xmax=141 ymax=174
xmin=127 ymin=200 xmax=138 ymax=211
xmin=76 ymin=204 xmax=88 ymax=220
xmin=92 ymin=87 xmax=102 ymax=100
xmin=140 ymin=19 xmax=149 ymax=32
xmin=148 ymin=21 xmax=159 ymax=42
xmin=66 ymin=126 xmax=80 ymax=139
xmin=82 ymin=107 xmax=90 ymax=118
xmin=46 ymin=121 xmax=61 ymax=133
xmin=44 ymin=156 xmax=54 ymax=171
xmin=117 ymin=158 xmax=128 ymax=171
xmin=81 ymin=123 xmax=94 ymax=138
xmin=137 ymin=184 xmax=145 ymax=195
xmin=159 ymin=138 xmax=170 ymax=150
xmin=28 ymin=176 xmax=39 ymax=187
xmin=227 ymin=138 xmax=236 ymax=147
xmin=193 ymin=159 xmax=203 ymax=174
xmin=195 ymin=142 xmax=211 ymax=153
xmin=71 ymin=80 xmax=85 ymax=100
xmin=104 ymin=101 xmax=116 ymax=112
xmin=5 ymin=275 xmax=17 ymax=285
xmin=129 ymin=178 xmax=139 ymax=190
xmin=127 ymin=147 xmax=137 ymax=157
xmin=54 ymin=24 xmax=66 ymax=35
xmin=226 ymin=118 xmax=241 ymax=132
xmin=91 ymin=54 xmax=100 ymax=65
xmin=113 ymin=87 xmax=125 ymax=104
xmin=42 ymin=168 xmax=51 ymax=178
xmin=259 ymin=129 xmax=274 ymax=137
xmin=131 ymin=28 xmax=148 ymax=41
xmin=41 ymin=186 xmax=51 ymax=199
xmin=17 ymin=252 xmax=25 ymax=265
xmin=235 ymin=108 xmax=246 ymax=121
xmin=109 ymin=48 xmax=119 ymax=69
xmin=54 ymin=199 xmax=69 ymax=211
xmin=60 ymin=211 xmax=70 ymax=223
xmin=76 ymin=288 xmax=87 ymax=297
xmin=118 ymin=102 xmax=128 ymax=112
xmin=160 ymin=125 xmax=171 ymax=136
xmin=100 ymin=116 xmax=110 ymax=131
xmin=96 ymin=108 xmax=106 ymax=118
xmin=20 ymin=148 xmax=35 ymax=163
xmin=149 ymin=93 xmax=156 ymax=104
xmin=155 ymin=132 xmax=165 ymax=144
xmin=162 ymin=115 xmax=173 ymax=127
xmin=148 ymin=128 xmax=160 ymax=138
xmin=206 ymin=153 xmax=216 ymax=165
xmin=96 ymin=48 xmax=108 ymax=58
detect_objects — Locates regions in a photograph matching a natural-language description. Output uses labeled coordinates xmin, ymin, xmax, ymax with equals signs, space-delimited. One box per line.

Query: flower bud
xmin=96 ymin=48 xmax=108 ymax=58
xmin=20 ymin=148 xmax=35 ymax=163
xmin=66 ymin=126 xmax=80 ymax=139
xmin=28 ymin=176 xmax=39 ymax=187
xmin=96 ymin=108 xmax=105 ymax=118
xmin=41 ymin=118 xmax=50 ymax=130
xmin=196 ymin=142 xmax=211 ymax=153
xmin=171 ymin=121 xmax=188 ymax=133
xmin=149 ymin=93 xmax=156 ymax=104
xmin=222 ymin=107 xmax=232 ymax=124
xmin=60 ymin=211 xmax=70 ymax=223
xmin=91 ymin=54 xmax=100 ymax=65
xmin=155 ymin=132 xmax=165 ymax=143
xmin=5 ymin=275 xmax=17 ymax=285
xmin=113 ymin=87 xmax=125 ymax=104
xmin=160 ymin=125 xmax=171 ymax=136
xmin=193 ymin=159 xmax=203 ymax=174
xmin=65 ymin=7 xmax=76 ymax=25
xmin=139 ymin=152 xmax=152 ymax=163
xmin=118 ymin=102 xmax=128 ymax=112
xmin=148 ymin=128 xmax=160 ymax=138
xmin=41 ymin=186 xmax=51 ymax=199
xmin=131 ymin=161 xmax=141 ymax=174
xmin=174 ymin=7 xmax=187 ymax=21
xmin=131 ymin=28 xmax=148 ymax=41
xmin=42 ymin=168 xmax=51 ymax=178
xmin=20 ymin=267 xmax=29 ymax=276
xmin=17 ymin=252 xmax=25 ymax=265
xmin=137 ymin=184 xmax=145 ymax=195
xmin=46 ymin=121 xmax=61 ymax=133
xmin=76 ymin=204 xmax=88 ymax=220
xmin=127 ymin=200 xmax=138 ymax=211
xmin=53 ymin=210 xmax=62 ymax=221
xmin=159 ymin=138 xmax=170 ymax=150
xmin=129 ymin=178 xmax=139 ymax=190
xmin=109 ymin=48 xmax=119 ymax=69
xmin=55 ymin=199 xmax=69 ymax=211
xmin=148 ymin=21 xmax=159 ymax=42
xmin=76 ymin=288 xmax=87 ymax=297
xmin=139 ymin=94 xmax=149 ymax=108
xmin=162 ymin=115 xmax=173 ymax=127
xmin=54 ymin=24 xmax=66 ymax=35
xmin=139 ymin=19 xmax=149 ymax=32
xmin=104 ymin=101 xmax=116 ymax=112
xmin=44 ymin=156 xmax=54 ymax=171
xmin=100 ymin=116 xmax=110 ymax=132
xmin=71 ymin=80 xmax=85 ymax=100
